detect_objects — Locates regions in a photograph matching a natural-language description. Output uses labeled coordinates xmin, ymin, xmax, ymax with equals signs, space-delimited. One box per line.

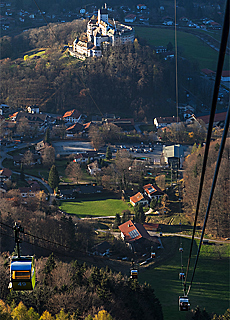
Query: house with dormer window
xmin=143 ymin=183 xmax=164 ymax=200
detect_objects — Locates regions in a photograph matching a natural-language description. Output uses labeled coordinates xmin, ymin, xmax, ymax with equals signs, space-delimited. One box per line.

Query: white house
xmin=137 ymin=4 xmax=147 ymax=10
xmin=130 ymin=192 xmax=148 ymax=206
xmin=63 ymin=109 xmax=82 ymax=123
xmin=125 ymin=14 xmax=136 ymax=23
xmin=154 ymin=116 xmax=180 ymax=128
xmin=221 ymin=71 xmax=230 ymax=82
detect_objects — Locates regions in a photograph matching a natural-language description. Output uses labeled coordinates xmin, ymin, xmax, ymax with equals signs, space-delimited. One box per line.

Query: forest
xmin=0 ymin=254 xmax=163 ymax=320
xmin=0 ymin=19 xmax=199 ymax=120
xmin=183 ymin=138 xmax=230 ymax=238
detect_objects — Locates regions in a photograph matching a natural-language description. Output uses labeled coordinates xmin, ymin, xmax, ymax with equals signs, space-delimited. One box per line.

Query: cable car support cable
xmin=183 ymin=0 xmax=230 ymax=294
xmin=186 ymin=105 xmax=230 ymax=296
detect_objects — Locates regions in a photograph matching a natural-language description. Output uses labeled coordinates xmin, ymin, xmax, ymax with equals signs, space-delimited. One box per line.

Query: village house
xmin=197 ymin=110 xmax=227 ymax=127
xmin=118 ymin=220 xmax=160 ymax=251
xmin=130 ymin=192 xmax=149 ymax=207
xmin=63 ymin=109 xmax=82 ymax=123
xmin=73 ymin=151 xmax=100 ymax=164
xmin=66 ymin=123 xmax=83 ymax=136
xmin=87 ymin=160 xmax=101 ymax=175
xmin=0 ymin=168 xmax=12 ymax=182
xmin=91 ymin=241 xmax=111 ymax=256
xmin=153 ymin=116 xmax=180 ymax=128
xmin=221 ymin=71 xmax=230 ymax=82
xmin=143 ymin=184 xmax=164 ymax=200
xmin=13 ymin=153 xmax=42 ymax=166
xmin=19 ymin=181 xmax=40 ymax=198
xmin=10 ymin=111 xmax=47 ymax=127
xmin=125 ymin=14 xmax=136 ymax=23
xmin=153 ymin=46 xmax=167 ymax=54
xmin=137 ymin=4 xmax=147 ymax=10
xmin=27 ymin=105 xmax=40 ymax=114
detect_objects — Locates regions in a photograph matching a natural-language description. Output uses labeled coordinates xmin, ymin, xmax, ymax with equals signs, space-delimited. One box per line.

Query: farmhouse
xmin=118 ymin=220 xmax=160 ymax=251
xmin=70 ymin=4 xmax=135 ymax=59
xmin=63 ymin=109 xmax=82 ymax=123
xmin=153 ymin=116 xmax=180 ymax=128
xmin=10 ymin=111 xmax=47 ymax=127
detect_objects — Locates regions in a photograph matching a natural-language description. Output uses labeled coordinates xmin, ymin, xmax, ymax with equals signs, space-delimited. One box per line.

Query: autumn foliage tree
xmin=183 ymin=138 xmax=230 ymax=237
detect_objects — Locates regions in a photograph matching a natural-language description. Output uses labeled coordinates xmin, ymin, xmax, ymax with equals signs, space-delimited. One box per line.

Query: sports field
xmin=138 ymin=236 xmax=229 ymax=320
xmin=135 ymin=26 xmax=229 ymax=71
xmin=60 ymin=198 xmax=132 ymax=217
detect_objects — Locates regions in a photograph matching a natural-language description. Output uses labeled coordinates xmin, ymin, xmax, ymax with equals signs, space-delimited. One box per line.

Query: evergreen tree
xmin=44 ymin=128 xmax=50 ymax=144
xmin=167 ymin=41 xmax=173 ymax=51
xmin=114 ymin=213 xmax=121 ymax=229
xmin=48 ymin=165 xmax=59 ymax=190
xmin=150 ymin=198 xmax=157 ymax=209
xmin=106 ymin=146 xmax=112 ymax=160
xmin=121 ymin=210 xmax=131 ymax=223
xmin=134 ymin=204 xmax=145 ymax=223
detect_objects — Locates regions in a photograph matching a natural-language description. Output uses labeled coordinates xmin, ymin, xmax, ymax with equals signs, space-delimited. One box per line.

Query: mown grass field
xmin=138 ymin=236 xmax=229 ymax=320
xmin=135 ymin=26 xmax=229 ymax=71
xmin=60 ymin=198 xmax=132 ymax=217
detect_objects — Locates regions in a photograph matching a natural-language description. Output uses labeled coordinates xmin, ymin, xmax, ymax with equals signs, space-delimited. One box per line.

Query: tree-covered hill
xmin=0 ymin=20 xmax=195 ymax=119
xmin=0 ymin=254 xmax=163 ymax=320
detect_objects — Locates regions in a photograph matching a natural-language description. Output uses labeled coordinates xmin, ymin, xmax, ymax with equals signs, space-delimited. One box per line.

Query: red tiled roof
xmin=130 ymin=192 xmax=144 ymax=204
xmin=83 ymin=122 xmax=92 ymax=129
xmin=0 ymin=168 xmax=12 ymax=177
xmin=143 ymin=184 xmax=163 ymax=196
xmin=63 ymin=109 xmax=81 ymax=119
xmin=119 ymin=220 xmax=150 ymax=242
xmin=201 ymin=68 xmax=215 ymax=75
xmin=222 ymin=70 xmax=230 ymax=77
xmin=197 ymin=111 xmax=227 ymax=124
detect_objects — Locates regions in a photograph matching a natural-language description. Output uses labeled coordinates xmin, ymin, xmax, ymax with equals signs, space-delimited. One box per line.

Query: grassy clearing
xmin=135 ymin=26 xmax=229 ymax=70
xmin=139 ymin=236 xmax=229 ymax=320
xmin=60 ymin=198 xmax=132 ymax=217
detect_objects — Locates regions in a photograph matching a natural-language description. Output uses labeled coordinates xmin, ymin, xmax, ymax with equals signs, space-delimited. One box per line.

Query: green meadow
xmin=138 ymin=236 xmax=229 ymax=320
xmin=60 ymin=198 xmax=132 ymax=218
xmin=135 ymin=26 xmax=229 ymax=71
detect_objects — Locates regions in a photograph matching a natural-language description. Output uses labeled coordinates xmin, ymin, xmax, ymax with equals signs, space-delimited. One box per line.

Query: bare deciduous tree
xmin=42 ymin=145 xmax=55 ymax=167
xmin=65 ymin=162 xmax=82 ymax=184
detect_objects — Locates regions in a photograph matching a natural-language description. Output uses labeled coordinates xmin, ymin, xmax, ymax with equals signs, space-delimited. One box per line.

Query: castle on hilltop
xmin=70 ymin=4 xmax=135 ymax=59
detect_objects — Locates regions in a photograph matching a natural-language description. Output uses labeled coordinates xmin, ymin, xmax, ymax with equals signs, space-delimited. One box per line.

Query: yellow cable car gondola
xmin=130 ymin=269 xmax=138 ymax=279
xmin=9 ymin=256 xmax=36 ymax=291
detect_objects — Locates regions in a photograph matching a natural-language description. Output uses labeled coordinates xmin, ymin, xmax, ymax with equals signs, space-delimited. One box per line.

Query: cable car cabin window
xmin=130 ymin=270 xmax=138 ymax=279
xmin=12 ymin=270 xmax=31 ymax=280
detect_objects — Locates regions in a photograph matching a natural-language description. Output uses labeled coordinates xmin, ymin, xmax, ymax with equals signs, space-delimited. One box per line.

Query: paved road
xmin=148 ymin=231 xmax=229 ymax=244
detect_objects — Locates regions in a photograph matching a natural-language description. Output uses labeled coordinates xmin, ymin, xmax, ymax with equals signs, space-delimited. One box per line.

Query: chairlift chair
xmin=179 ymin=247 xmax=183 ymax=253
xmin=9 ymin=256 xmax=36 ymax=291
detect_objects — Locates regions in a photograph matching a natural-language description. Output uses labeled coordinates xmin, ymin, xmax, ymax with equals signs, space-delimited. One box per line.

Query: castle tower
xmin=98 ymin=3 xmax=108 ymax=24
